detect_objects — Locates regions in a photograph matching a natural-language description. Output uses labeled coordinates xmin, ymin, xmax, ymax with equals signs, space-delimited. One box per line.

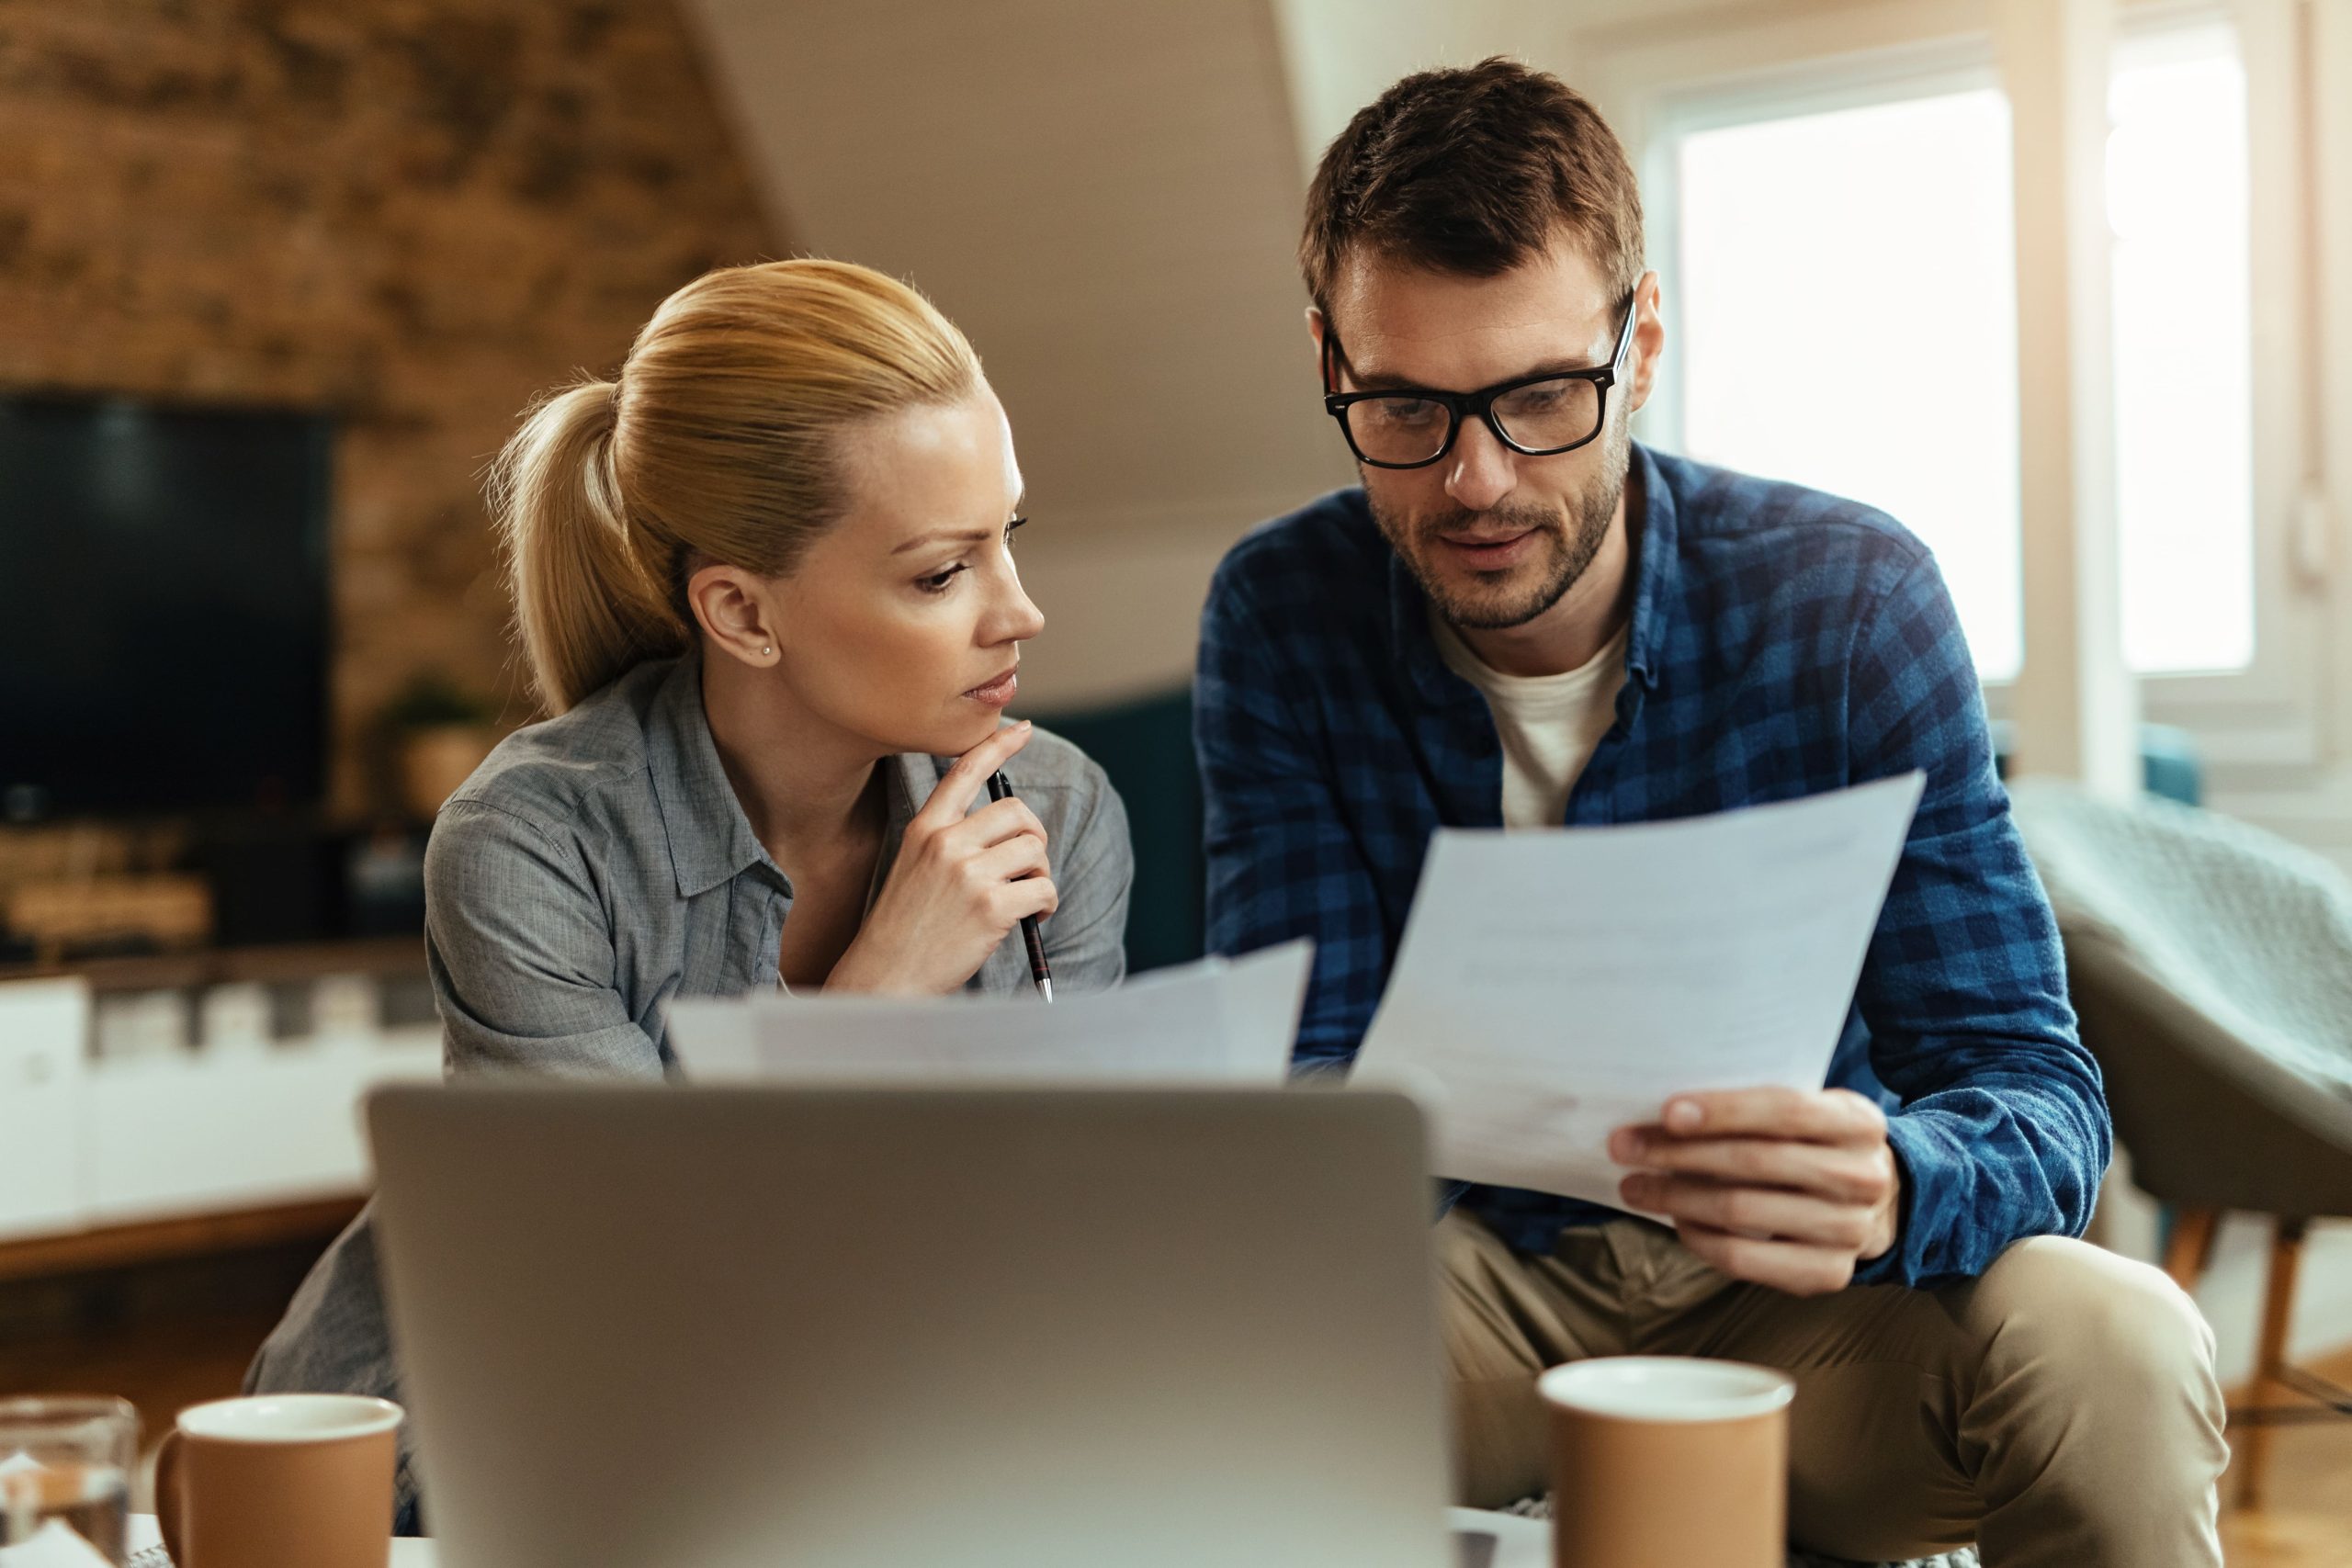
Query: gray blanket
xmin=2011 ymin=781 xmax=2352 ymax=1124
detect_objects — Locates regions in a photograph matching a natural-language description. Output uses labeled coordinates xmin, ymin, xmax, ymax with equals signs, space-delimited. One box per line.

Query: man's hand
xmin=1608 ymin=1087 xmax=1901 ymax=1296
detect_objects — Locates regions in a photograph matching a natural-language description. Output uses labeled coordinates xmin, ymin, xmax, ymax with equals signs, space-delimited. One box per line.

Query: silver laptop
xmin=367 ymin=1085 xmax=1453 ymax=1568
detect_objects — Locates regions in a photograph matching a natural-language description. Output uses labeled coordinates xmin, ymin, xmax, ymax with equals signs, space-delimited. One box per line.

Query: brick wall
xmin=0 ymin=0 xmax=775 ymax=816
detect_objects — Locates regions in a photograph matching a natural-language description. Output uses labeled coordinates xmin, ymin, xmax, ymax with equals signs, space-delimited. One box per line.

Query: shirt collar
xmin=646 ymin=654 xmax=933 ymax=900
xmin=1389 ymin=547 xmax=1463 ymax=710
xmin=1622 ymin=441 xmax=1675 ymax=694
xmin=647 ymin=653 xmax=772 ymax=898
xmin=1385 ymin=441 xmax=1676 ymax=705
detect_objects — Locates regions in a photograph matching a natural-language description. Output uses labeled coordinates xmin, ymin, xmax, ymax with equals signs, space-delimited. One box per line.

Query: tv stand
xmin=0 ymin=938 xmax=438 ymax=1280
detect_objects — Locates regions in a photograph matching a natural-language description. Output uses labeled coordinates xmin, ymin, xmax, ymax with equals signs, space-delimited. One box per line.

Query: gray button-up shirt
xmin=249 ymin=655 xmax=1134 ymax=1528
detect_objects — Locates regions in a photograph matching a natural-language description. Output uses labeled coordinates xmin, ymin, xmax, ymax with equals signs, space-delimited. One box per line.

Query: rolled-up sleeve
xmin=423 ymin=800 xmax=664 ymax=1080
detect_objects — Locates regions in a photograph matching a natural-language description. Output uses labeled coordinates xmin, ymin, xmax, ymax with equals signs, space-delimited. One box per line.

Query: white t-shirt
xmin=1431 ymin=612 xmax=1630 ymax=829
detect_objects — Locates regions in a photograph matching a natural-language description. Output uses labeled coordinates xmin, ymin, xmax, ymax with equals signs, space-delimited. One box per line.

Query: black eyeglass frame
xmin=1320 ymin=293 xmax=1640 ymax=469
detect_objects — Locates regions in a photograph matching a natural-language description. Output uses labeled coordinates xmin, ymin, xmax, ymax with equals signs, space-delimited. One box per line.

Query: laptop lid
xmin=367 ymin=1085 xmax=1452 ymax=1568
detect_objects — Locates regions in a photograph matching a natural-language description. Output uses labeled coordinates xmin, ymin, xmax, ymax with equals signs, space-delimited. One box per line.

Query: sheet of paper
xmin=664 ymin=941 xmax=1313 ymax=1086
xmin=1447 ymin=1507 xmax=1550 ymax=1568
xmin=1350 ymin=775 xmax=1925 ymax=1208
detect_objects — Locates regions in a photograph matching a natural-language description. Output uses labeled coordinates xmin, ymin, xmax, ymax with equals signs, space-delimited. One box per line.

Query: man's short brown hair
xmin=1300 ymin=57 xmax=1645 ymax=326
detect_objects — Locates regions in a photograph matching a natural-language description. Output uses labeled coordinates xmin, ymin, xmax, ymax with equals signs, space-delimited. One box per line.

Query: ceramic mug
xmin=155 ymin=1393 xmax=402 ymax=1568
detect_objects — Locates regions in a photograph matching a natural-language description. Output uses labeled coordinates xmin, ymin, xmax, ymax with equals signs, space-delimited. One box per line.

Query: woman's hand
xmin=825 ymin=722 xmax=1056 ymax=996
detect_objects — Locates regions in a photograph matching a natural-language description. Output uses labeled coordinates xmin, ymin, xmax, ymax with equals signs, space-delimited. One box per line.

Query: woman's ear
xmin=686 ymin=562 xmax=781 ymax=669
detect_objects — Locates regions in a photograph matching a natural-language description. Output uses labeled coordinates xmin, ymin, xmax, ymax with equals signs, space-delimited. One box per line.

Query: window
xmin=1676 ymin=87 xmax=2023 ymax=677
xmin=1667 ymin=24 xmax=2256 ymax=682
xmin=2109 ymin=28 xmax=2254 ymax=675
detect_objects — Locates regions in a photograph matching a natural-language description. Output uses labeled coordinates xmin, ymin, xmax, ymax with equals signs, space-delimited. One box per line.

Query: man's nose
xmin=1444 ymin=416 xmax=1518 ymax=513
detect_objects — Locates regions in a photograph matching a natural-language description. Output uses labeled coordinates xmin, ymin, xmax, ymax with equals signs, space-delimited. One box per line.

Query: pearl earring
xmin=761 ymin=646 xmax=773 ymax=658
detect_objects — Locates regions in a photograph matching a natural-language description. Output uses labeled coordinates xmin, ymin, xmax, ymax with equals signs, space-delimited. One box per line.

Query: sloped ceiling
xmin=683 ymin=2 xmax=1343 ymax=525
xmin=680 ymin=0 xmax=1359 ymax=703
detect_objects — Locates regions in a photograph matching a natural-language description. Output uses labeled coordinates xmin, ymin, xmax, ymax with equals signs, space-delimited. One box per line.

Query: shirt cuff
xmin=1851 ymin=1111 xmax=1939 ymax=1288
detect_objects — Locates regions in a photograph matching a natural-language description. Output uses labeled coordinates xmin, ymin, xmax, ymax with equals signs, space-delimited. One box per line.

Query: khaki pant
xmin=1440 ymin=1211 xmax=2228 ymax=1567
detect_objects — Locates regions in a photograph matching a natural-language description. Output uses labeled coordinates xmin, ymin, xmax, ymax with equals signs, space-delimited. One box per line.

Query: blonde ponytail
xmin=492 ymin=378 xmax=684 ymax=714
xmin=490 ymin=260 xmax=983 ymax=715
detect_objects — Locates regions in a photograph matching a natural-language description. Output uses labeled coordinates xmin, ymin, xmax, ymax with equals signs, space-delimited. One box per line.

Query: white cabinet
xmin=0 ymin=968 xmax=443 ymax=1245
xmin=83 ymin=1032 xmax=441 ymax=1224
xmin=0 ymin=978 xmax=90 ymax=1241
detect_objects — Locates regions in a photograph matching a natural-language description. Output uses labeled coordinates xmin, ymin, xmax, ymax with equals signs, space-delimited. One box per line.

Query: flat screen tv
xmin=0 ymin=393 xmax=333 ymax=818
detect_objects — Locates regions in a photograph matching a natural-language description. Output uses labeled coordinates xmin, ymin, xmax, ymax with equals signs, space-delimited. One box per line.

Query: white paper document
xmin=1350 ymin=774 xmax=1925 ymax=1209
xmin=665 ymin=941 xmax=1314 ymax=1086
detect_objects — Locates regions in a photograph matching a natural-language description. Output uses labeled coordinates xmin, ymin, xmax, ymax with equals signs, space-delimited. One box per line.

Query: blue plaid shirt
xmin=1195 ymin=445 xmax=2109 ymax=1289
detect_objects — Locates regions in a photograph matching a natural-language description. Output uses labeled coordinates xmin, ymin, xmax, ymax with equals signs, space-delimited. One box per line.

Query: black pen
xmin=986 ymin=770 xmax=1055 ymax=1003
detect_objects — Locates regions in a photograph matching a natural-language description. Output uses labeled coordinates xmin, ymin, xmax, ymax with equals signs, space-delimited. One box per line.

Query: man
xmin=1196 ymin=58 xmax=2226 ymax=1567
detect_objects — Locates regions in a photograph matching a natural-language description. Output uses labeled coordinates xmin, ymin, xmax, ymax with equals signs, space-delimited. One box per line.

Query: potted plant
xmin=381 ymin=672 xmax=501 ymax=820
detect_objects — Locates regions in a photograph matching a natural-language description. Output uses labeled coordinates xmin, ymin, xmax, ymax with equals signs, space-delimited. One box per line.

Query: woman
xmin=248 ymin=261 xmax=1133 ymax=1530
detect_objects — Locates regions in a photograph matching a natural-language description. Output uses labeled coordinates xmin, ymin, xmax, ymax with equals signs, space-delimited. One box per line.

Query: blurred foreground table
xmin=125 ymin=1516 xmax=435 ymax=1566
xmin=128 ymin=1508 xmax=1547 ymax=1565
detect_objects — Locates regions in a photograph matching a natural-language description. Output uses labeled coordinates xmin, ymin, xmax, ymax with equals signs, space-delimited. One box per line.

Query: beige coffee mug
xmin=1539 ymin=1356 xmax=1793 ymax=1568
xmin=155 ymin=1394 xmax=402 ymax=1568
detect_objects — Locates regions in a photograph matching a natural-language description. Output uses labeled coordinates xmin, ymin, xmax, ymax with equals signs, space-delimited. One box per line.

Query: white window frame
xmin=1577 ymin=0 xmax=2327 ymax=780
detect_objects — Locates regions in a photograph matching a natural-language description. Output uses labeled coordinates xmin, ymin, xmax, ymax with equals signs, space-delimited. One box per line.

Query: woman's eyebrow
xmin=889 ymin=505 xmax=1025 ymax=556
xmin=891 ymin=526 xmax=995 ymax=555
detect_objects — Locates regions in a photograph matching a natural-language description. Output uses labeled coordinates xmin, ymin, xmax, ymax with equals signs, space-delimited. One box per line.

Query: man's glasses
xmin=1321 ymin=295 xmax=1638 ymax=470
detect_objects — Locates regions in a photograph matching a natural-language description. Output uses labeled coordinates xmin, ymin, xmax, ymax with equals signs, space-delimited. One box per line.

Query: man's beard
xmin=1367 ymin=415 xmax=1630 ymax=631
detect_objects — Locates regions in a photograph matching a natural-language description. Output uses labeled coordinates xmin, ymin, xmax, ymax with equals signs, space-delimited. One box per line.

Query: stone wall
xmin=0 ymin=0 xmax=775 ymax=816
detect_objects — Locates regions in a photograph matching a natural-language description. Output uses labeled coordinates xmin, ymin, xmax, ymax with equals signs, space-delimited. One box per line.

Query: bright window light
xmin=2109 ymin=31 xmax=2255 ymax=674
xmin=1677 ymin=88 xmax=2024 ymax=678
xmin=1673 ymin=35 xmax=2257 ymax=682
